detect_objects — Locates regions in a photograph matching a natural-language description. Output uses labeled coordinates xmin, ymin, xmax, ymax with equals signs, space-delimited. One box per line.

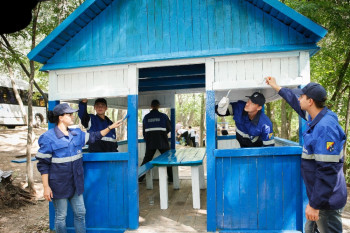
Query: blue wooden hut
xmin=28 ymin=0 xmax=327 ymax=232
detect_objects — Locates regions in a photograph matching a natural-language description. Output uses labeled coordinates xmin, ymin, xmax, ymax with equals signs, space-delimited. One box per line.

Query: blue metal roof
xmin=28 ymin=0 xmax=327 ymax=66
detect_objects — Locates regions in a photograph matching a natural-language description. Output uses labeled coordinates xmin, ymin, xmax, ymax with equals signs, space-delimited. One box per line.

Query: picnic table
xmin=150 ymin=148 xmax=206 ymax=209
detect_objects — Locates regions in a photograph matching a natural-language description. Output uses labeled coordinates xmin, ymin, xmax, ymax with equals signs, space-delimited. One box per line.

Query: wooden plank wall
xmin=215 ymin=154 xmax=302 ymax=231
xmin=47 ymin=0 xmax=310 ymax=68
xmin=49 ymin=65 xmax=129 ymax=100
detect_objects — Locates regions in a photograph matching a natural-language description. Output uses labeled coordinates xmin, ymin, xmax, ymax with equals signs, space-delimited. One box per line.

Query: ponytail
xmin=47 ymin=111 xmax=59 ymax=124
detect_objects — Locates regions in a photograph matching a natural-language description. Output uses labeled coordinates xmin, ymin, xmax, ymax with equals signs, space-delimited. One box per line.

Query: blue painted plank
xmin=11 ymin=157 xmax=37 ymax=163
xmin=223 ymin=0 xmax=232 ymax=48
xmin=247 ymin=0 xmax=257 ymax=48
xmin=139 ymin=0 xmax=148 ymax=55
xmin=215 ymin=0 xmax=225 ymax=49
xmin=273 ymin=156 xmax=283 ymax=229
xmin=222 ymin=157 xmax=232 ymax=228
xmin=199 ymin=0 xmax=209 ymax=51
xmin=112 ymin=0 xmax=120 ymax=57
xmin=263 ymin=10 xmax=273 ymax=46
xmin=99 ymin=6 xmax=107 ymax=59
xmin=127 ymin=94 xmax=139 ymax=229
xmin=283 ymin=156 xmax=294 ymax=230
xmin=192 ymin=0 xmax=201 ymax=51
xmin=91 ymin=14 xmax=100 ymax=60
xmin=214 ymin=147 xmax=302 ymax=157
xmin=231 ymin=0 xmax=241 ymax=48
xmin=154 ymin=0 xmax=163 ymax=54
xmin=169 ymin=0 xmax=178 ymax=53
xmin=184 ymin=0 xmax=193 ymax=51
xmin=177 ymin=0 xmax=186 ymax=51
xmin=265 ymin=156 xmax=275 ymax=230
xmin=83 ymin=152 xmax=129 ymax=162
xmin=248 ymin=157 xmax=258 ymax=229
xmin=138 ymin=162 xmax=154 ymax=177
xmin=257 ymin=156 xmax=267 ymax=230
xmin=272 ymin=16 xmax=282 ymax=46
xmin=216 ymin=157 xmax=224 ymax=229
xmin=255 ymin=4 xmax=264 ymax=46
xmin=206 ymin=90 xmax=216 ymax=232
xmin=119 ymin=1 xmax=127 ymax=57
xmin=239 ymin=157 xmax=250 ymax=228
xmin=239 ymin=0 xmax=249 ymax=47
xmin=162 ymin=0 xmax=171 ymax=53
xmin=207 ymin=0 xmax=217 ymax=50
xmin=229 ymin=156 xmax=240 ymax=229
xmin=105 ymin=4 xmax=113 ymax=58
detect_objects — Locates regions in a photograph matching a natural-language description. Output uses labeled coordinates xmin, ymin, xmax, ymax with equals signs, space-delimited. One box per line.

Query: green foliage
xmin=175 ymin=93 xmax=203 ymax=127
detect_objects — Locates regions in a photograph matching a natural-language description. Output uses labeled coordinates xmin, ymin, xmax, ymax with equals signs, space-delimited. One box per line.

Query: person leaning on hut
xmin=35 ymin=103 xmax=122 ymax=233
xmin=266 ymin=77 xmax=347 ymax=233
xmin=216 ymin=92 xmax=275 ymax=147
xmin=139 ymin=99 xmax=173 ymax=182
xmin=78 ymin=98 xmax=119 ymax=152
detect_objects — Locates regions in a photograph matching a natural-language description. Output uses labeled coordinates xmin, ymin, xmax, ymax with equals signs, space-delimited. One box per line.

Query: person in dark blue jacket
xmin=266 ymin=77 xmax=347 ymax=233
xmin=216 ymin=92 xmax=275 ymax=147
xmin=36 ymin=103 xmax=122 ymax=233
xmin=78 ymin=98 xmax=118 ymax=152
xmin=139 ymin=99 xmax=173 ymax=182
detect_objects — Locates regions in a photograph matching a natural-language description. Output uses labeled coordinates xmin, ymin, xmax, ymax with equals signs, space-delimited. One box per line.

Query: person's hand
xmin=265 ymin=76 xmax=281 ymax=92
xmin=43 ymin=186 xmax=53 ymax=202
xmin=81 ymin=99 xmax=88 ymax=103
xmin=109 ymin=119 xmax=123 ymax=129
xmin=305 ymin=204 xmax=319 ymax=221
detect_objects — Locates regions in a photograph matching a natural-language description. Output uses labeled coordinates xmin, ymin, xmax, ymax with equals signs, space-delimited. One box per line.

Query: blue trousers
xmin=52 ymin=193 xmax=86 ymax=233
xmin=305 ymin=208 xmax=343 ymax=233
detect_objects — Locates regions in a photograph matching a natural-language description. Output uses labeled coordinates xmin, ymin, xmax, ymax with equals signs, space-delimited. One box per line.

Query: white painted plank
xmin=159 ymin=167 xmax=168 ymax=209
xmin=191 ymin=166 xmax=200 ymax=209
xmin=172 ymin=166 xmax=180 ymax=190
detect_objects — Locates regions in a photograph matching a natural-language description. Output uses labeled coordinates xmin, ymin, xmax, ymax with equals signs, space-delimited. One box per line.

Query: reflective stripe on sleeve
xmin=86 ymin=119 xmax=91 ymax=130
xmin=101 ymin=137 xmax=117 ymax=142
xmin=145 ymin=127 xmax=167 ymax=132
xmin=263 ymin=139 xmax=275 ymax=145
xmin=51 ymin=153 xmax=83 ymax=163
xmin=236 ymin=128 xmax=259 ymax=143
xmin=36 ymin=152 xmax=52 ymax=159
xmin=302 ymin=150 xmax=343 ymax=162
xmin=85 ymin=133 xmax=90 ymax=144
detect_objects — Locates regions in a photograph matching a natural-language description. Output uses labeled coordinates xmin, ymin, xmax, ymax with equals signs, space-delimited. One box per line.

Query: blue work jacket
xmin=36 ymin=126 xmax=102 ymax=199
xmin=78 ymin=101 xmax=118 ymax=152
xmin=216 ymin=101 xmax=275 ymax=147
xmin=143 ymin=109 xmax=171 ymax=150
xmin=279 ymin=88 xmax=347 ymax=210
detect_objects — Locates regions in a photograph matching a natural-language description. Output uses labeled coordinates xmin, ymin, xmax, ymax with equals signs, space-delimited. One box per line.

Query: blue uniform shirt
xmin=279 ymin=88 xmax=347 ymax=210
xmin=78 ymin=101 xmax=118 ymax=152
xmin=36 ymin=127 xmax=102 ymax=199
xmin=216 ymin=101 xmax=275 ymax=147
xmin=143 ymin=109 xmax=171 ymax=150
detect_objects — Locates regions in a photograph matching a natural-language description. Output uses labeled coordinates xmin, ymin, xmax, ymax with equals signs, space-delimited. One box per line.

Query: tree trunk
xmin=26 ymin=3 xmax=41 ymax=195
xmin=330 ymin=49 xmax=350 ymax=106
xmin=4 ymin=60 xmax=28 ymax=125
xmin=266 ymin=102 xmax=279 ymax=136
xmin=343 ymin=88 xmax=350 ymax=174
xmin=281 ymin=100 xmax=288 ymax=139
xmin=0 ymin=35 xmax=48 ymax=108
xmin=199 ymin=93 xmax=205 ymax=147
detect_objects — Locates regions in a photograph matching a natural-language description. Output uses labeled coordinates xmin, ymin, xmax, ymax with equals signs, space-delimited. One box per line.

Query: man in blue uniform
xmin=266 ymin=77 xmax=347 ymax=233
xmin=216 ymin=92 xmax=275 ymax=147
xmin=78 ymin=98 xmax=118 ymax=152
xmin=139 ymin=99 xmax=173 ymax=182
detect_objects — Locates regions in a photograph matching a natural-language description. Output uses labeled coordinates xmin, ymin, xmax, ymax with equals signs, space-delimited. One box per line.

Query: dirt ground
xmin=0 ymin=127 xmax=350 ymax=233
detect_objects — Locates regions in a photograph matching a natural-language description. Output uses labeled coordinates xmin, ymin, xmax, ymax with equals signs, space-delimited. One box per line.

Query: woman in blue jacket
xmin=35 ymin=103 xmax=122 ymax=233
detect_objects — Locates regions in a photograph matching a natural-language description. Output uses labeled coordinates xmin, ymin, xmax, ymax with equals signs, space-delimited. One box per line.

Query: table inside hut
xmin=150 ymin=148 xmax=206 ymax=209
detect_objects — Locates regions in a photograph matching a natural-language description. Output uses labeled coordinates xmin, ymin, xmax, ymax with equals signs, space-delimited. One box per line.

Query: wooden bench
xmin=150 ymin=148 xmax=206 ymax=209
xmin=11 ymin=157 xmax=37 ymax=163
xmin=138 ymin=161 xmax=154 ymax=189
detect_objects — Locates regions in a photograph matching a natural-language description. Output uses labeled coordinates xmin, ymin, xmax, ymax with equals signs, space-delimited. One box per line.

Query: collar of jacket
xmin=243 ymin=109 xmax=262 ymax=126
xmin=54 ymin=126 xmax=77 ymax=139
xmin=308 ymin=107 xmax=328 ymax=129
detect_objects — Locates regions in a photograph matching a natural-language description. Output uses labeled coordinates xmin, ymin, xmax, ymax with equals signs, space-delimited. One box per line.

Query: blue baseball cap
xmin=292 ymin=82 xmax=327 ymax=102
xmin=53 ymin=103 xmax=78 ymax=116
